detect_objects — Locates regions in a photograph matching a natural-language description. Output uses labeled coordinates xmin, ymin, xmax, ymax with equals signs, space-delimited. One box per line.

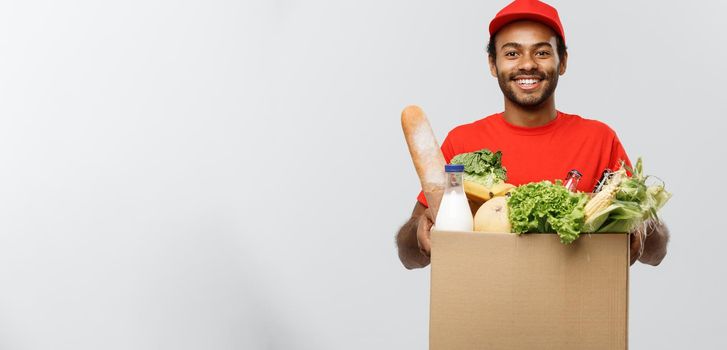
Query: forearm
xmin=396 ymin=217 xmax=430 ymax=269
xmin=638 ymin=219 xmax=670 ymax=266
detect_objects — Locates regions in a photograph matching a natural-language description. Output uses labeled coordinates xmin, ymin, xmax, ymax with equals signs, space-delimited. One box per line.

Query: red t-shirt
xmin=417 ymin=111 xmax=631 ymax=207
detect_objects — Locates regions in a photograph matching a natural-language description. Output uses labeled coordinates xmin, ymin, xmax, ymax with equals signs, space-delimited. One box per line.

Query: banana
xmin=464 ymin=181 xmax=516 ymax=204
xmin=490 ymin=182 xmax=516 ymax=197
xmin=463 ymin=180 xmax=493 ymax=204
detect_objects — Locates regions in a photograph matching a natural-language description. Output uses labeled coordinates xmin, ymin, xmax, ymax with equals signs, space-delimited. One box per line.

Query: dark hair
xmin=487 ymin=32 xmax=567 ymax=62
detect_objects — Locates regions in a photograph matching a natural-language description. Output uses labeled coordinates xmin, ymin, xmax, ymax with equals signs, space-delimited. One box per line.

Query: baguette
xmin=401 ymin=105 xmax=446 ymax=213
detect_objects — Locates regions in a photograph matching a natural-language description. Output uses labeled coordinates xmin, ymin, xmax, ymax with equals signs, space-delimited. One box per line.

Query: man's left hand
xmin=630 ymin=219 xmax=670 ymax=266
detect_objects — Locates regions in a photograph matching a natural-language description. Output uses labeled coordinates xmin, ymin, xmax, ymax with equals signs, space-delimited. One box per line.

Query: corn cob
xmin=584 ymin=168 xmax=626 ymax=219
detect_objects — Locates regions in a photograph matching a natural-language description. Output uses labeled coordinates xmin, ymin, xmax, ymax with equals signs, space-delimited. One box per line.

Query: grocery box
xmin=430 ymin=231 xmax=629 ymax=350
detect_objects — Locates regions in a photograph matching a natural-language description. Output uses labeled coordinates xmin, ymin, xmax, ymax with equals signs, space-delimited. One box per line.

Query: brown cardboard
xmin=430 ymin=231 xmax=629 ymax=350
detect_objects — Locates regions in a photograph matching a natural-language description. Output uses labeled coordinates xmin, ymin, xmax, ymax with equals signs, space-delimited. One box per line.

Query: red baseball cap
xmin=489 ymin=0 xmax=565 ymax=44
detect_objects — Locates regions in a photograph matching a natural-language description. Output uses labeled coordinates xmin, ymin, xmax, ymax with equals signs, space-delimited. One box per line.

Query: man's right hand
xmin=416 ymin=208 xmax=436 ymax=257
xmin=396 ymin=202 xmax=433 ymax=269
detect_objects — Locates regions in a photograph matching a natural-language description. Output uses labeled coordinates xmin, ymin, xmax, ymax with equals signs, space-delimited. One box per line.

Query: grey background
xmin=0 ymin=0 xmax=724 ymax=349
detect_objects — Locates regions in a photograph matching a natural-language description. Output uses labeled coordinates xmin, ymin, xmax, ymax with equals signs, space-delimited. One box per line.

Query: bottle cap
xmin=445 ymin=164 xmax=465 ymax=172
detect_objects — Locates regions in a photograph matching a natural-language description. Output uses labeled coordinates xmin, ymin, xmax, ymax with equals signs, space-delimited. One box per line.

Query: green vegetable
xmin=449 ymin=149 xmax=507 ymax=188
xmin=507 ymin=181 xmax=589 ymax=244
xmin=582 ymin=158 xmax=672 ymax=233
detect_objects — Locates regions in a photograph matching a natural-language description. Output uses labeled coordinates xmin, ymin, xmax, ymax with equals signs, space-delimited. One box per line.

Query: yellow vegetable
xmin=584 ymin=168 xmax=626 ymax=219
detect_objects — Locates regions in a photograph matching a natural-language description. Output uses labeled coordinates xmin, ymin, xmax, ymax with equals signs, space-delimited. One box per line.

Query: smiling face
xmin=488 ymin=20 xmax=567 ymax=108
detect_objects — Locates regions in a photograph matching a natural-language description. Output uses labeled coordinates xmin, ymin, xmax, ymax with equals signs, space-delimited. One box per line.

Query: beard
xmin=496 ymin=67 xmax=559 ymax=108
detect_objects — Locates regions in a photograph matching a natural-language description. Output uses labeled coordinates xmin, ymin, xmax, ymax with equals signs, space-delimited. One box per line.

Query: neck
xmin=502 ymin=96 xmax=558 ymax=127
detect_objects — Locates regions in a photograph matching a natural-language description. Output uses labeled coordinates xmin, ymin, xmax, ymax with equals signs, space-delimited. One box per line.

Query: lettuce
xmin=449 ymin=149 xmax=507 ymax=188
xmin=507 ymin=181 xmax=589 ymax=244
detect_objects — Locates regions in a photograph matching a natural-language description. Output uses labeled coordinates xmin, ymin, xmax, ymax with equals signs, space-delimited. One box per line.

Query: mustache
xmin=509 ymin=70 xmax=547 ymax=80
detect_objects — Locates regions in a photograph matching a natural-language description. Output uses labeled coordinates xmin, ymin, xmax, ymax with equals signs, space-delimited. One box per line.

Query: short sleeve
xmin=416 ymin=132 xmax=457 ymax=208
xmin=609 ymin=134 xmax=632 ymax=173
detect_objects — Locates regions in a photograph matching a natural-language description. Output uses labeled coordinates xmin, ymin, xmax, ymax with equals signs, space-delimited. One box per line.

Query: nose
xmin=518 ymin=53 xmax=538 ymax=72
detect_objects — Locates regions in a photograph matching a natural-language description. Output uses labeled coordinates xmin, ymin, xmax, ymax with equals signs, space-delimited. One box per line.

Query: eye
xmin=535 ymin=50 xmax=552 ymax=57
xmin=504 ymin=51 xmax=518 ymax=58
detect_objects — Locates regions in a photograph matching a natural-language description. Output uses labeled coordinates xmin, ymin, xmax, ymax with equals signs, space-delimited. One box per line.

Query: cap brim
xmin=489 ymin=12 xmax=564 ymax=41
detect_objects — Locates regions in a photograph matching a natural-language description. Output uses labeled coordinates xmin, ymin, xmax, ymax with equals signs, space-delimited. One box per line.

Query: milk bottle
xmin=434 ymin=164 xmax=473 ymax=231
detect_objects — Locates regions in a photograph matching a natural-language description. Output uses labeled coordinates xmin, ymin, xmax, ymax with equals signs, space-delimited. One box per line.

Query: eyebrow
xmin=500 ymin=41 xmax=554 ymax=50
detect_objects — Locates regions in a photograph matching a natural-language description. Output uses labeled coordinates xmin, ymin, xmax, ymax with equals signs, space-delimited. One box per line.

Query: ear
xmin=558 ymin=51 xmax=568 ymax=75
xmin=488 ymin=56 xmax=497 ymax=78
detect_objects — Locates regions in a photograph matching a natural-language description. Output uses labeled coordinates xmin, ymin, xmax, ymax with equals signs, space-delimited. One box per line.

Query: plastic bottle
xmin=434 ymin=164 xmax=473 ymax=231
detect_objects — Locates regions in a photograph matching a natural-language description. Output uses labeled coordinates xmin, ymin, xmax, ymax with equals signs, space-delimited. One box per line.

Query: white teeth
xmin=516 ymin=79 xmax=539 ymax=85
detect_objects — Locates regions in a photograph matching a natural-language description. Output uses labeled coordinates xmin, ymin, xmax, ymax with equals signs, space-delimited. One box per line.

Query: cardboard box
xmin=430 ymin=231 xmax=629 ymax=350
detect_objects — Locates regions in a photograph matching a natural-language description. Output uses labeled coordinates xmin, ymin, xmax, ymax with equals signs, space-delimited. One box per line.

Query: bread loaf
xmin=401 ymin=105 xmax=446 ymax=212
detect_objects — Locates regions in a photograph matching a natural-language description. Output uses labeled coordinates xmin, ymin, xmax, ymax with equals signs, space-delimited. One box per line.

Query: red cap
xmin=489 ymin=0 xmax=565 ymax=44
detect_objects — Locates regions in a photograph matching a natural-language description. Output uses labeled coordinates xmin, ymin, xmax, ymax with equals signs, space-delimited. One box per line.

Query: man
xmin=396 ymin=0 xmax=669 ymax=269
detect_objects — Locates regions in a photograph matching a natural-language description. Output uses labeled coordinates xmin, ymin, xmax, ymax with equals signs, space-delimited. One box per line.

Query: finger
xmin=417 ymin=233 xmax=431 ymax=256
xmin=419 ymin=242 xmax=431 ymax=257
xmin=417 ymin=216 xmax=432 ymax=256
xmin=629 ymin=231 xmax=642 ymax=265
xmin=418 ymin=230 xmax=431 ymax=256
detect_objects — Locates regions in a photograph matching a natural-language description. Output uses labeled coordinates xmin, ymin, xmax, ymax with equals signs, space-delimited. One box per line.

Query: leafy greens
xmin=449 ymin=149 xmax=507 ymax=188
xmin=507 ymin=181 xmax=589 ymax=244
xmin=582 ymin=158 xmax=672 ymax=233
